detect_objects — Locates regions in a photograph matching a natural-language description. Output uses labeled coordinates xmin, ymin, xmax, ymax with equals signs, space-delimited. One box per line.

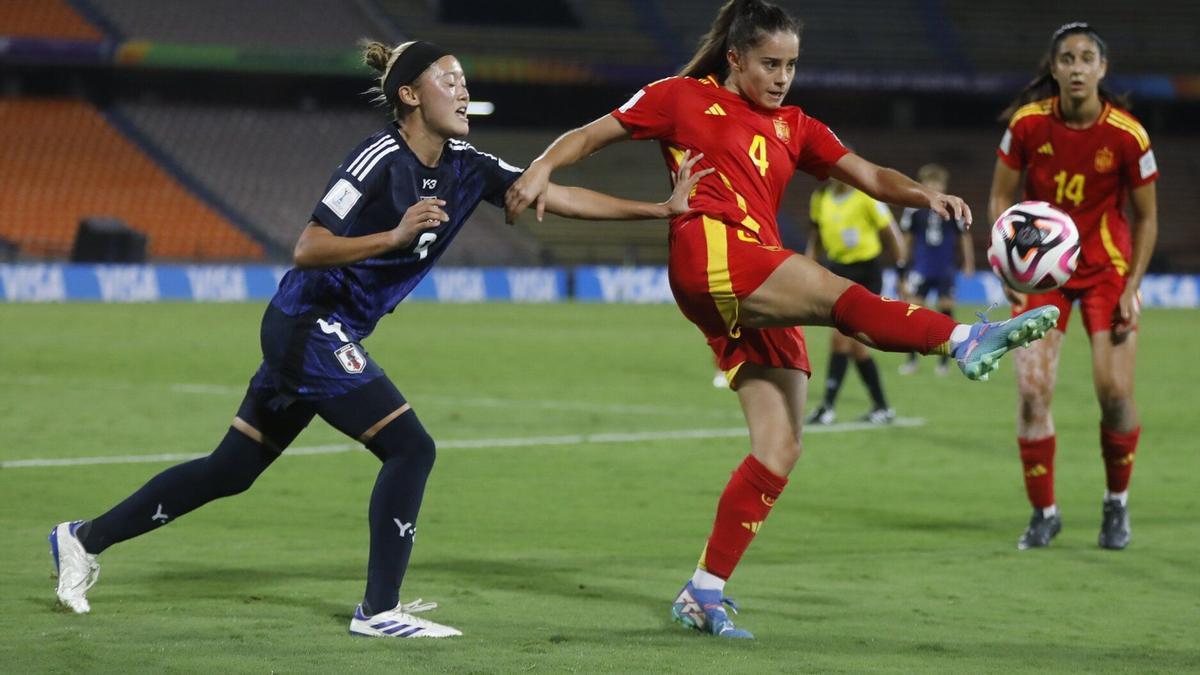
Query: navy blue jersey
xmin=271 ymin=125 xmax=522 ymax=338
xmin=899 ymin=207 xmax=965 ymax=278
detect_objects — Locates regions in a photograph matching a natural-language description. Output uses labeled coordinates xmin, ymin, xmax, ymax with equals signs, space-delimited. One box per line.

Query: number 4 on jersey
xmin=748 ymin=134 xmax=770 ymax=177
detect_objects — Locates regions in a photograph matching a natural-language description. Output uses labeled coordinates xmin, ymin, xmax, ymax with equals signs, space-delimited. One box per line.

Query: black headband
xmin=383 ymin=41 xmax=449 ymax=105
xmin=1052 ymin=21 xmax=1096 ymax=41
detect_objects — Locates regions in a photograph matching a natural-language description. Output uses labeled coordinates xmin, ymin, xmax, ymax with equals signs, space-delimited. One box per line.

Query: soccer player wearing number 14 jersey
xmin=507 ymin=0 xmax=1060 ymax=639
xmin=990 ymin=22 xmax=1159 ymax=551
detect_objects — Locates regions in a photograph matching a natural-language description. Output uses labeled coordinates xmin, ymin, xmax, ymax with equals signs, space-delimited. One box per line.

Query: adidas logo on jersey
xmin=741 ymin=521 xmax=763 ymax=533
xmin=704 ymin=104 xmax=727 ymax=116
xmin=1037 ymin=142 xmax=1054 ymax=156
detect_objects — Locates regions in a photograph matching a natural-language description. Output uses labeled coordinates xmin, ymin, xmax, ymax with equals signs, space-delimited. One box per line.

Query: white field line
xmin=1 ymin=375 xmax=743 ymax=418
xmin=0 ymin=419 xmax=925 ymax=469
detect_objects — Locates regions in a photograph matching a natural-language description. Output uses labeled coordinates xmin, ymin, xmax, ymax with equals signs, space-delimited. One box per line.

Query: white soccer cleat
xmin=48 ymin=521 xmax=100 ymax=614
xmin=349 ymin=602 xmax=462 ymax=638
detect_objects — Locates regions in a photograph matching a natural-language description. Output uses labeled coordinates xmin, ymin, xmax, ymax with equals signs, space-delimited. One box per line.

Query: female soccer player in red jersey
xmin=989 ymin=22 xmax=1158 ymax=551
xmin=505 ymin=0 xmax=1059 ymax=638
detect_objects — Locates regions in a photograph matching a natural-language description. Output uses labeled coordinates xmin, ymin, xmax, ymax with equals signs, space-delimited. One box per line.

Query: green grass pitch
xmin=2 ymin=302 xmax=1197 ymax=672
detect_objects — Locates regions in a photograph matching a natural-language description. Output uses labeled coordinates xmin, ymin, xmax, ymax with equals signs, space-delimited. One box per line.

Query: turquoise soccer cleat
xmin=954 ymin=305 xmax=1060 ymax=381
xmin=671 ymin=581 xmax=754 ymax=639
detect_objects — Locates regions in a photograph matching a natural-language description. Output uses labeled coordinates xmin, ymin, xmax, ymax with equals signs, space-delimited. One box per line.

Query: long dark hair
xmin=679 ymin=0 xmax=801 ymax=80
xmin=1000 ymin=22 xmax=1129 ymax=122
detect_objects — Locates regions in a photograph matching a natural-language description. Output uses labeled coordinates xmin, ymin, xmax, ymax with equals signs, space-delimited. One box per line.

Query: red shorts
xmin=668 ymin=214 xmax=808 ymax=385
xmin=1015 ymin=267 xmax=1134 ymax=335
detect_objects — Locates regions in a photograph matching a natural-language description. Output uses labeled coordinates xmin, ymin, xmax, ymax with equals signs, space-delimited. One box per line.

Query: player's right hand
xmin=392 ymin=199 xmax=448 ymax=248
xmin=504 ymin=161 xmax=552 ymax=224
xmin=664 ymin=150 xmax=714 ymax=217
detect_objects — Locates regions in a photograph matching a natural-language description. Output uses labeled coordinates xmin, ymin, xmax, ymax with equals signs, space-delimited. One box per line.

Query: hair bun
xmin=361 ymin=40 xmax=391 ymax=73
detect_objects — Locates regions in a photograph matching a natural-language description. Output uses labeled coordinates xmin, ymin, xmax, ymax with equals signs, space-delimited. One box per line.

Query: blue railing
xmin=1 ymin=264 xmax=1196 ymax=307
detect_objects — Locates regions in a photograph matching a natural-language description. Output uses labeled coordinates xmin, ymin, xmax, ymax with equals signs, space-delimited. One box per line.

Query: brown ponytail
xmin=999 ymin=22 xmax=1130 ymax=122
xmin=361 ymin=39 xmax=415 ymax=121
xmin=679 ymin=0 xmax=801 ymax=81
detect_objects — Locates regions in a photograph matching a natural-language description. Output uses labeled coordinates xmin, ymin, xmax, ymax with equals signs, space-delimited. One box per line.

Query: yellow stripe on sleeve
xmin=1105 ymin=112 xmax=1151 ymax=151
xmin=1008 ymin=99 xmax=1054 ymax=128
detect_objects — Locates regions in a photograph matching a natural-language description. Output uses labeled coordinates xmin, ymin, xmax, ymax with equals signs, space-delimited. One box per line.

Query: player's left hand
xmin=928 ymin=192 xmax=972 ymax=227
xmin=1113 ymin=286 xmax=1141 ymax=338
xmin=505 ymin=160 xmax=553 ymax=224
xmin=663 ymin=150 xmax=714 ymax=217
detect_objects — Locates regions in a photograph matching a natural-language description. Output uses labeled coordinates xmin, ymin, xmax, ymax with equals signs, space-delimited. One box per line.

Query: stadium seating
xmin=375 ymin=0 xmax=666 ymax=71
xmin=0 ymin=99 xmax=263 ymax=260
xmin=0 ymin=0 xmax=103 ymax=41
xmin=81 ymin=0 xmax=379 ymax=48
xmin=944 ymin=1 xmax=1195 ymax=74
xmin=112 ymin=103 xmax=542 ymax=265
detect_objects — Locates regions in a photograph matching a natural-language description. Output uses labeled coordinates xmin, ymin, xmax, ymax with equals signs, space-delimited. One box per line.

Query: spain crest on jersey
xmin=1094 ymin=146 xmax=1115 ymax=174
xmin=773 ymin=117 xmax=790 ymax=142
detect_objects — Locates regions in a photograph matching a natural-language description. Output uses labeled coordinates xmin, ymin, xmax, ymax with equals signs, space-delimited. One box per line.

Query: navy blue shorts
xmin=249 ymin=303 xmax=385 ymax=408
xmin=239 ymin=303 xmax=407 ymax=449
xmin=906 ymin=270 xmax=956 ymax=300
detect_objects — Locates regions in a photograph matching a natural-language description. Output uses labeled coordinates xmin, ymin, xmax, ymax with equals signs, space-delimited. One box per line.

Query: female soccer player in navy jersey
xmin=48 ymin=39 xmax=707 ymax=638
xmin=505 ymin=0 xmax=1061 ymax=639
xmin=989 ymin=23 xmax=1158 ymax=551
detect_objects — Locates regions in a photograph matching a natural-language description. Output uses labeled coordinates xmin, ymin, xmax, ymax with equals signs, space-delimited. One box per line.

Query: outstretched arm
xmin=540 ymin=150 xmax=712 ymax=221
xmin=505 ymin=115 xmax=631 ymax=223
xmin=830 ymin=153 xmax=973 ymax=226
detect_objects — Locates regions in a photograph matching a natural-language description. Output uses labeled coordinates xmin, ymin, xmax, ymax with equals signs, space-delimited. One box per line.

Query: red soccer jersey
xmin=997 ymin=97 xmax=1158 ymax=286
xmin=611 ymin=75 xmax=848 ymax=247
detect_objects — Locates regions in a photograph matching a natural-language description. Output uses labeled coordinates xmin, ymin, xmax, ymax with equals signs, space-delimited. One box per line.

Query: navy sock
xmin=821 ymin=353 xmax=850 ymax=409
xmin=80 ymin=428 xmax=276 ymax=554
xmin=855 ymin=357 xmax=889 ymax=410
xmin=360 ymin=411 xmax=436 ymax=616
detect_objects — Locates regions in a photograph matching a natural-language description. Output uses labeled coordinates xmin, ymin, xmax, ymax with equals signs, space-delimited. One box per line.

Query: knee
xmin=203 ymin=442 xmax=269 ymax=498
xmin=1096 ymin=384 xmax=1134 ymax=425
xmin=1018 ymin=397 xmax=1051 ymax=430
xmin=757 ymin=437 xmax=802 ymax=476
xmin=368 ymin=414 xmax=437 ymax=470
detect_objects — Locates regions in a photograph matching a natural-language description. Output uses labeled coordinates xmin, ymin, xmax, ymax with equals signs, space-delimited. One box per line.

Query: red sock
xmin=831 ymin=284 xmax=957 ymax=354
xmin=1101 ymin=426 xmax=1139 ymax=493
xmin=700 ymin=454 xmax=787 ymax=580
xmin=1019 ymin=435 xmax=1056 ymax=509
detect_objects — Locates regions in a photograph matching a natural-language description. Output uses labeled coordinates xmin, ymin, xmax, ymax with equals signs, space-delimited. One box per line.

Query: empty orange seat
xmin=0 ymin=0 xmax=104 ymax=41
xmin=0 ymin=99 xmax=263 ymax=261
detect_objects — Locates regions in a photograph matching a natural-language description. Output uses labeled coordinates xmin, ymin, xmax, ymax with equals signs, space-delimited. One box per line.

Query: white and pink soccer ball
xmin=988 ymin=201 xmax=1080 ymax=293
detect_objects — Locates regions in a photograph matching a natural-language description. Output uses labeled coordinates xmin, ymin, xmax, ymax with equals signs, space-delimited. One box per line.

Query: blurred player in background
xmin=48 ymin=39 xmax=704 ymax=636
xmin=898 ymin=164 xmax=974 ymax=376
xmin=805 ymin=177 xmax=905 ymax=425
xmin=506 ymin=0 xmax=1059 ymax=639
xmin=989 ymin=22 xmax=1158 ymax=551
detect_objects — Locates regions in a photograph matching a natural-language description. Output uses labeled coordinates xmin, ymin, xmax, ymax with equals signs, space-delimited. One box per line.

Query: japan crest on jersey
xmin=334 ymin=343 xmax=366 ymax=374
xmin=773 ymin=118 xmax=791 ymax=142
